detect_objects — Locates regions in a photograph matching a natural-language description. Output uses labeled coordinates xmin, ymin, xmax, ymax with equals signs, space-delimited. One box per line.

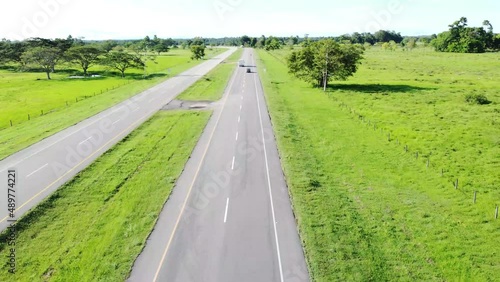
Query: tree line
xmin=0 ymin=35 xmax=178 ymax=79
xmin=431 ymin=17 xmax=500 ymax=53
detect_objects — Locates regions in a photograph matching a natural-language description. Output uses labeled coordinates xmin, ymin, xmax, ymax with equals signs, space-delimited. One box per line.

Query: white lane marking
xmin=238 ymin=116 xmax=241 ymax=123
xmin=224 ymin=198 xmax=229 ymax=223
xmin=112 ymin=119 xmax=121 ymax=125
xmin=235 ymin=132 xmax=239 ymax=141
xmin=241 ymin=96 xmax=243 ymax=100
xmin=149 ymin=97 xmax=156 ymax=103
xmin=152 ymin=49 xmax=239 ymax=281
xmin=78 ymin=137 xmax=92 ymax=145
xmin=253 ymin=67 xmax=285 ymax=282
xmin=26 ymin=163 xmax=49 ymax=178
xmin=240 ymin=105 xmax=242 ymax=110
xmin=132 ymin=107 xmax=140 ymax=112
xmin=231 ymin=156 xmax=235 ymax=170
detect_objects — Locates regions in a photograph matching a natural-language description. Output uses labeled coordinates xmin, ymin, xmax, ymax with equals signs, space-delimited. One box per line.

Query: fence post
xmin=496 ymin=205 xmax=499 ymax=219
xmin=427 ymin=158 xmax=430 ymax=168
xmin=28 ymin=114 xmax=30 ymax=121
xmin=473 ymin=191 xmax=477 ymax=204
xmin=455 ymin=179 xmax=459 ymax=189
xmin=41 ymin=110 xmax=43 ymax=116
xmin=416 ymin=151 xmax=419 ymax=160
xmin=388 ymin=133 xmax=391 ymax=142
xmin=10 ymin=120 xmax=12 ymax=127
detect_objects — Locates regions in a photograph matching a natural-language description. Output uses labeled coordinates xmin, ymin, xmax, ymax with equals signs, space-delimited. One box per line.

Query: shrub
xmin=465 ymin=93 xmax=491 ymax=105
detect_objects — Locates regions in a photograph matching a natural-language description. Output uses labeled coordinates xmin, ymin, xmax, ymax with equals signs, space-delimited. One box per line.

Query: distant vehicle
xmin=238 ymin=60 xmax=245 ymax=67
xmin=246 ymin=68 xmax=251 ymax=73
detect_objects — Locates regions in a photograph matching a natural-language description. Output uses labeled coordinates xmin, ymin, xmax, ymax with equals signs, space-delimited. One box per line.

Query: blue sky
xmin=1 ymin=0 xmax=499 ymax=40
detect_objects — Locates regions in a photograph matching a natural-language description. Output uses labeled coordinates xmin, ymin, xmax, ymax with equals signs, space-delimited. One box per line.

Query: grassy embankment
xmin=0 ymin=48 xmax=224 ymax=160
xmin=0 ymin=48 xmax=238 ymax=281
xmin=256 ymin=47 xmax=499 ymax=281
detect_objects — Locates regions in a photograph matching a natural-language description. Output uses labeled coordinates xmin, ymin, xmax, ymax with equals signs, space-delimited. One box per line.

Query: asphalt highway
xmin=128 ymin=48 xmax=309 ymax=282
xmin=0 ymin=48 xmax=237 ymax=232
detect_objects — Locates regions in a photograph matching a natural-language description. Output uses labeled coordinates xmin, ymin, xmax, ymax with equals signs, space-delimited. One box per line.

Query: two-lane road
xmin=129 ymin=49 xmax=309 ymax=282
xmin=0 ymin=48 xmax=237 ymax=232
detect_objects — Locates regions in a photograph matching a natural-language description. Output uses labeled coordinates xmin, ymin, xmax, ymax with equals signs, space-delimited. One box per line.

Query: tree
xmin=241 ymin=35 xmax=251 ymax=46
xmin=21 ymin=47 xmax=62 ymax=79
xmin=374 ymin=30 xmax=403 ymax=43
xmin=65 ymin=45 xmax=103 ymax=76
xmin=103 ymin=51 xmax=144 ymax=77
xmin=265 ymin=36 xmax=282 ymax=51
xmin=402 ymin=37 xmax=417 ymax=50
xmin=250 ymin=37 xmax=257 ymax=48
xmin=494 ymin=34 xmax=500 ymax=50
xmin=256 ymin=35 xmax=266 ymax=48
xmin=100 ymin=40 xmax=118 ymax=53
xmin=191 ymin=37 xmax=205 ymax=46
xmin=432 ymin=17 xmax=495 ymax=53
xmin=152 ymin=38 xmax=171 ymax=54
xmin=0 ymin=40 xmax=26 ymax=66
xmin=287 ymin=39 xmax=364 ymax=88
xmin=190 ymin=45 xmax=206 ymax=60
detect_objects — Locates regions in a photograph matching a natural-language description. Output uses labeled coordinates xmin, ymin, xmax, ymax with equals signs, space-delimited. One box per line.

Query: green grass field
xmin=0 ymin=48 xmax=223 ymax=161
xmin=0 ymin=49 xmax=244 ymax=280
xmin=256 ymin=47 xmax=500 ymax=281
xmin=0 ymin=110 xmax=211 ymax=281
xmin=178 ymin=48 xmax=242 ymax=101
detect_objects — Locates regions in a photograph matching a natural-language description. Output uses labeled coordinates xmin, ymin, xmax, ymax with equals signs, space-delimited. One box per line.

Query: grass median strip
xmin=178 ymin=48 xmax=242 ymax=101
xmin=256 ymin=49 xmax=499 ymax=281
xmin=0 ymin=110 xmax=211 ymax=280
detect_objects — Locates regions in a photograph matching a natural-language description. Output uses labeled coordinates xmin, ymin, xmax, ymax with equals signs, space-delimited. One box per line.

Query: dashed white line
xmin=132 ymin=107 xmax=140 ymax=112
xmin=235 ymin=132 xmax=239 ymax=141
xmin=231 ymin=156 xmax=235 ymax=170
xmin=26 ymin=163 xmax=48 ymax=178
xmin=224 ymin=198 xmax=229 ymax=223
xmin=253 ymin=67 xmax=285 ymax=282
xmin=240 ymin=105 xmax=242 ymax=110
xmin=238 ymin=116 xmax=241 ymax=123
xmin=112 ymin=119 xmax=121 ymax=125
xmin=78 ymin=137 xmax=92 ymax=145
xmin=148 ymin=97 xmax=156 ymax=103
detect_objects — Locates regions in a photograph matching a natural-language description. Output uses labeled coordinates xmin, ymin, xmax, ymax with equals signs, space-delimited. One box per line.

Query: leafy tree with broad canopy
xmin=65 ymin=45 xmax=103 ymax=76
xmin=287 ymin=39 xmax=364 ymax=88
xmin=21 ymin=47 xmax=62 ymax=79
xmin=103 ymin=51 xmax=144 ymax=77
